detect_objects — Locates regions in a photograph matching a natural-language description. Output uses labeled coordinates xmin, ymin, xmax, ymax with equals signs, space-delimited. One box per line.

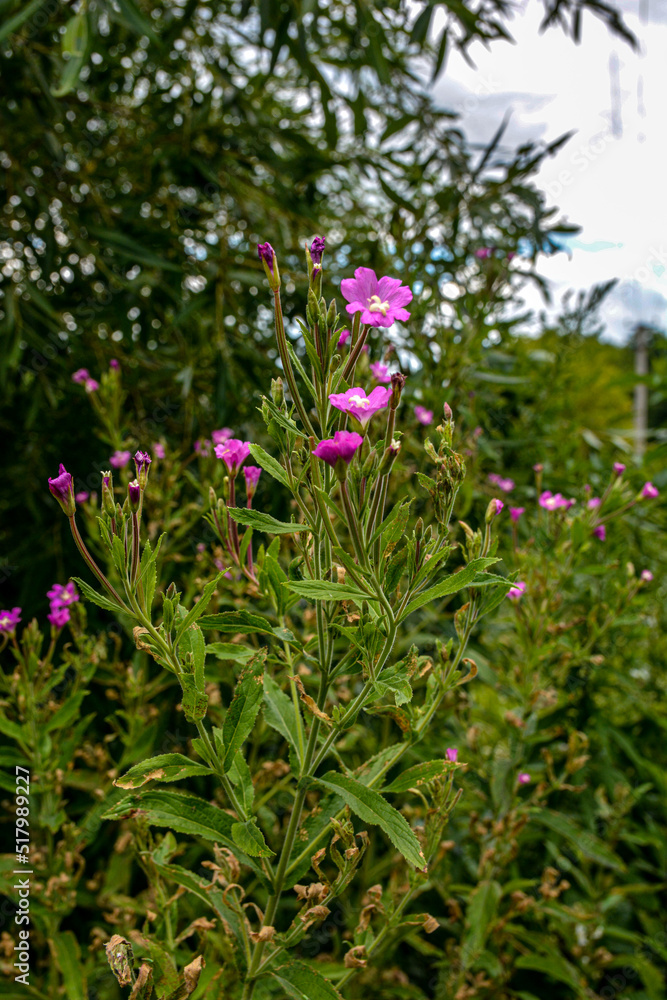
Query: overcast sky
xmin=431 ymin=0 xmax=667 ymax=342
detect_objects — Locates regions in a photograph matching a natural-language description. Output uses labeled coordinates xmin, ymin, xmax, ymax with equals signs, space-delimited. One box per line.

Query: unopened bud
xmin=307 ymin=288 xmax=319 ymax=325
xmin=128 ymin=479 xmax=141 ymax=512
xmin=258 ymin=242 xmax=281 ymax=291
xmin=209 ymin=486 xmax=217 ymax=509
xmin=271 ymin=377 xmax=284 ymax=408
xmin=330 ymin=353 xmax=342 ymax=372
xmin=361 ymin=449 xmax=379 ymax=477
xmin=101 ymin=471 xmax=115 ymax=517
xmin=485 ymin=498 xmax=504 ymax=523
xmin=326 ymin=298 xmax=337 ymax=328
xmin=134 ymin=450 xmax=151 ymax=490
xmin=379 ymin=440 xmax=401 ymax=475
xmin=443 ymin=402 xmax=453 ymax=422
xmin=415 ymin=517 xmax=424 ymax=541
xmin=390 ymin=372 xmax=407 ymax=410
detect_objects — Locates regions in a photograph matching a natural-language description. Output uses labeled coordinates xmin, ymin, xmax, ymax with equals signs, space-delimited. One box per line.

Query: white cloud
xmin=430 ymin=0 xmax=667 ymax=342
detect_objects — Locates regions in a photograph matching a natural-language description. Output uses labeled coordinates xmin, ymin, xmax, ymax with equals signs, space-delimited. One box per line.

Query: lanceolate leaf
xmin=383 ymin=759 xmax=459 ymax=793
xmin=248 ymin=443 xmax=291 ymax=489
xmin=288 ymin=580 xmax=373 ymax=604
xmin=174 ymin=573 xmax=224 ymax=640
xmin=198 ymin=610 xmax=275 ymax=634
xmin=263 ymin=674 xmax=303 ymax=765
xmin=221 ymin=654 xmax=266 ymax=773
xmin=71 ymin=577 xmax=124 ymax=614
xmin=270 ymin=961 xmax=344 ymax=1000
xmin=401 ymin=557 xmax=501 ymax=617
xmin=100 ymin=790 xmax=269 ymax=884
xmin=227 ymin=507 xmax=311 ymax=535
xmin=114 ymin=754 xmax=210 ymax=789
xmin=461 ymin=880 xmax=502 ymax=968
xmin=231 ymin=819 xmax=274 ymax=857
xmin=529 ymin=808 xmax=627 ymax=871
xmin=316 ymin=772 xmax=427 ymax=871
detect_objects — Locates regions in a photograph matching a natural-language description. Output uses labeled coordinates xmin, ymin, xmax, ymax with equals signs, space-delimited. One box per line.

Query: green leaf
xmin=288 ymin=580 xmax=372 ymax=604
xmin=115 ymin=754 xmax=210 ymax=789
xmin=248 ymin=443 xmax=291 ymax=489
xmin=206 ymin=642 xmax=256 ymax=664
xmin=174 ymin=573 xmax=223 ymax=640
xmin=514 ymin=954 xmax=583 ymax=992
xmin=62 ymin=11 xmax=87 ymax=57
xmin=263 ymin=674 xmax=303 ymax=765
xmin=316 ymin=772 xmax=427 ymax=871
xmin=198 ymin=610 xmax=275 ymax=634
xmin=221 ymin=654 xmax=266 ymax=773
xmin=50 ymin=931 xmax=86 ymax=1000
xmin=529 ymin=808 xmax=626 ymax=871
xmin=401 ymin=558 xmax=501 ymax=617
xmin=383 ymin=760 xmax=459 ymax=793
xmin=462 ymin=880 xmax=502 ymax=968
xmin=153 ymin=862 xmax=245 ymax=946
xmin=0 ymin=714 xmax=25 ymax=742
xmin=0 ymin=0 xmax=47 ymax=44
xmin=180 ymin=673 xmax=209 ymax=722
xmin=270 ymin=961 xmax=344 ymax=1000
xmin=231 ymin=819 xmax=274 ymax=858
xmin=228 ymin=752 xmax=255 ymax=813
xmin=227 ymin=507 xmax=311 ymax=535
xmin=101 ymin=790 xmax=268 ymax=883
xmin=71 ymin=577 xmax=123 ymax=614
xmin=46 ymin=692 xmax=86 ymax=732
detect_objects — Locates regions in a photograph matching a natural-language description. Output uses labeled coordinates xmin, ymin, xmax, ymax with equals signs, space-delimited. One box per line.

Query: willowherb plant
xmin=49 ymin=240 xmax=512 ymax=998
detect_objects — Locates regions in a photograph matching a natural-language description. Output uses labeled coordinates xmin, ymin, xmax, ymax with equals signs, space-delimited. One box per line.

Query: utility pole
xmin=633 ymin=324 xmax=650 ymax=461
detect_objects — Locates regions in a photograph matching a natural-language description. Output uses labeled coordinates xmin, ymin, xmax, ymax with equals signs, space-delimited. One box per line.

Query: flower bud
xmin=443 ymin=402 xmax=453 ymax=422
xmin=166 ymin=581 xmax=179 ymax=600
xmin=326 ymin=298 xmax=337 ymax=328
xmin=48 ymin=464 xmax=76 ymax=517
xmin=390 ymin=372 xmax=407 ymax=410
xmin=209 ymin=486 xmax=217 ymax=509
xmin=101 ymin=471 xmax=115 ymax=517
xmin=485 ymin=497 xmax=504 ymax=523
xmin=361 ymin=449 xmax=379 ymax=477
xmin=379 ymin=440 xmax=401 ymax=475
xmin=415 ymin=517 xmax=424 ymax=541
xmin=271 ymin=377 xmax=284 ymax=408
xmin=330 ymin=353 xmax=341 ymax=373
xmin=258 ymin=242 xmax=281 ymax=291
xmin=134 ymin=450 xmax=152 ymax=490
xmin=307 ymin=288 xmax=319 ymax=326
xmin=128 ymin=479 xmax=141 ymax=512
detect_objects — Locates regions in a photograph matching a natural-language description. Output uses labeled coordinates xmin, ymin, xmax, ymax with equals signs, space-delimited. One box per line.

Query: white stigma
xmin=348 ymin=394 xmax=370 ymax=408
xmin=367 ymin=294 xmax=390 ymax=315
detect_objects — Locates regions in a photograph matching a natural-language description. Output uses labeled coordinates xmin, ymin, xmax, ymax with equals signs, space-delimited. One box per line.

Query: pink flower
xmin=109 ymin=358 xmax=120 ymax=370
xmin=587 ymin=497 xmax=601 ymax=510
xmin=488 ymin=473 xmax=515 ymax=492
xmin=509 ymin=507 xmax=525 ymax=523
xmin=328 ymin=386 xmax=391 ymax=426
xmin=490 ymin=498 xmax=504 ymax=517
xmin=474 ymin=247 xmax=493 ymax=259
xmin=414 ymin=405 xmax=433 ymax=426
xmin=508 ymin=581 xmax=527 ymax=601
xmin=0 ymin=607 xmax=21 ymax=633
xmin=539 ymin=491 xmax=573 ymax=511
xmin=445 ymin=747 xmax=458 ymax=763
xmin=48 ymin=463 xmax=76 ymax=516
xmin=613 ymin=462 xmax=625 ymax=476
xmin=533 ymin=463 xmax=543 ymax=473
xmin=110 ymin=450 xmax=131 ymax=469
xmin=243 ymin=466 xmax=262 ymax=499
xmin=47 ymin=582 xmax=79 ymax=609
xmin=312 ymin=431 xmax=364 ymax=468
xmin=48 ymin=607 xmax=71 ymax=628
xmin=153 ymin=443 xmax=165 ymax=459
xmin=72 ymin=368 xmax=89 ymax=384
xmin=84 ymin=378 xmax=99 ymax=393
xmin=641 ymin=482 xmax=659 ymax=499
xmin=212 ymin=428 xmax=234 ymax=445
xmin=370 ymin=361 xmax=392 ymax=383
xmin=640 ymin=569 xmax=654 ymax=582
xmin=194 ymin=439 xmax=212 ymax=457
xmin=507 ymin=251 xmax=516 ymax=261
xmin=337 ymin=329 xmax=351 ymax=349
xmin=518 ymin=772 xmax=531 ymax=785
xmin=215 ymin=438 xmax=251 ymax=475
xmin=309 ymin=236 xmax=326 ymax=264
xmin=75 ymin=491 xmax=89 ymax=503
xmin=340 ymin=267 xmax=412 ymax=328
xmin=593 ymin=525 xmax=606 ymax=541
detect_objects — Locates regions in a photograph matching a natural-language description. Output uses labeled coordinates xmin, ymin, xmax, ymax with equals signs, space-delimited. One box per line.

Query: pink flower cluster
xmin=215 ymin=438 xmax=251 ymax=475
xmin=47 ymin=581 xmax=78 ymax=629
xmin=0 ymin=607 xmax=21 ymax=634
xmin=72 ymin=368 xmax=99 ymax=393
xmin=539 ymin=490 xmax=575 ymax=511
xmin=488 ymin=473 xmax=515 ymax=493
